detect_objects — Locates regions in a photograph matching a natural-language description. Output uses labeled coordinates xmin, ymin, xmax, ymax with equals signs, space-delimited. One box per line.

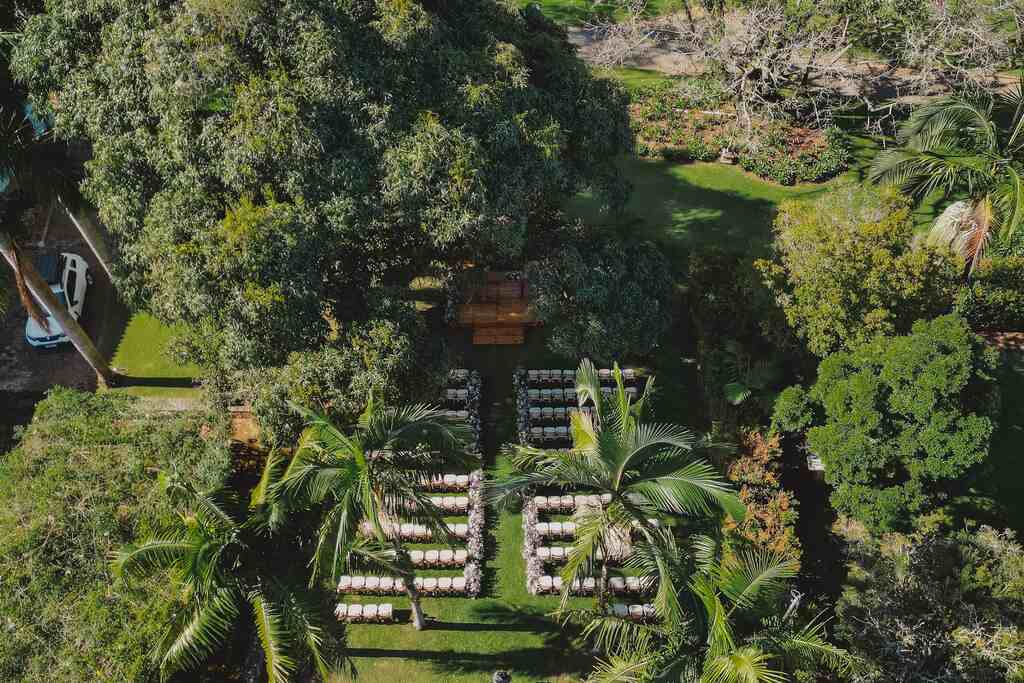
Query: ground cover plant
xmin=0 ymin=389 xmax=232 ymax=682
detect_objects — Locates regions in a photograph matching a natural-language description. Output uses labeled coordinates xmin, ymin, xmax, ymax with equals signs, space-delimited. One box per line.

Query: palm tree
xmin=870 ymin=82 xmax=1024 ymax=270
xmin=587 ymin=540 xmax=854 ymax=683
xmin=112 ymin=468 xmax=336 ymax=683
xmin=491 ymin=360 xmax=745 ymax=628
xmin=272 ymin=397 xmax=472 ymax=630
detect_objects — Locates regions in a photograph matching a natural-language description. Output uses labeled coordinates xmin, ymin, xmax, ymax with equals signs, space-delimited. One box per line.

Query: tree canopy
xmin=11 ymin=0 xmax=631 ymax=371
xmin=757 ymin=186 xmax=961 ymax=357
xmin=773 ymin=315 xmax=1000 ymax=532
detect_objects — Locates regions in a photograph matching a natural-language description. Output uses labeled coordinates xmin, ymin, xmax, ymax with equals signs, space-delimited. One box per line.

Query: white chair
xmin=422 ymin=578 xmax=438 ymax=593
xmin=453 ymin=577 xmax=467 ymax=592
xmin=456 ymin=496 xmax=469 ymax=510
xmin=456 ymin=410 xmax=469 ymax=420
xmin=363 ymin=604 xmax=379 ymax=620
xmin=338 ymin=576 xmax=353 ymax=591
xmin=552 ymin=577 xmax=564 ymax=591
xmin=456 ymin=389 xmax=468 ymax=402
xmin=530 ymin=427 xmax=544 ymax=441
xmin=563 ymin=370 xmax=575 ymax=384
xmin=609 ymin=577 xmax=626 ymax=592
xmin=529 ymin=389 xmax=540 ymax=401
xmin=623 ymin=368 xmax=635 ymax=380
xmin=642 ymin=604 xmax=656 ymax=619
xmin=456 ymin=474 xmax=470 ymax=487
xmin=537 ymin=547 xmax=551 ymax=560
xmin=534 ymin=495 xmax=548 ymax=510
xmin=380 ymin=603 xmax=394 ymax=621
xmin=542 ymin=406 xmax=554 ymax=420
xmin=563 ymin=522 xmax=576 ymax=536
xmin=454 ymin=549 xmax=468 ymax=564
xmin=425 ymin=550 xmax=439 ymax=565
xmin=443 ymin=474 xmax=457 ymax=487
xmin=549 ymin=522 xmax=563 ymax=536
xmin=347 ymin=604 xmax=363 ymax=619
xmin=626 ymin=576 xmax=640 ymax=592
xmin=446 ymin=389 xmax=457 ymax=401
xmin=540 ymin=389 xmax=552 ymax=403
xmin=380 ymin=577 xmax=394 ymax=592
xmin=612 ymin=603 xmax=628 ymax=618
xmin=629 ymin=605 xmax=644 ymax=620
xmin=543 ymin=427 xmax=556 ymax=440
xmin=529 ymin=407 xmax=542 ymax=420
xmin=539 ymin=369 xmax=550 ymax=383
xmin=555 ymin=426 xmax=569 ymax=439
xmin=394 ymin=578 xmax=405 ymax=591
xmin=550 ymin=546 xmax=566 ymax=561
xmin=352 ymin=577 xmax=366 ymax=591
xmin=561 ymin=495 xmax=574 ymax=510
xmin=601 ymin=493 xmax=613 ymax=504
xmin=439 ymin=549 xmax=454 ymax=565
xmin=583 ymin=578 xmax=596 ymax=593
xmin=528 ymin=369 xmax=540 ymax=383
xmin=410 ymin=550 xmax=424 ymax=564
xmin=438 ymin=577 xmax=453 ymax=593
xmin=539 ymin=576 xmax=553 ymax=592
xmin=551 ymin=369 xmax=563 ymax=383
xmin=365 ymin=577 xmax=380 ymax=592
xmin=536 ymin=522 xmax=549 ymax=536
xmin=565 ymin=389 xmax=577 ymax=401
xmin=599 ymin=368 xmax=612 ymax=380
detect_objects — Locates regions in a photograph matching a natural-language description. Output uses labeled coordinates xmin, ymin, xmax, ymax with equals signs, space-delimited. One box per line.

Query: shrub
xmin=528 ymin=227 xmax=674 ymax=364
xmin=0 ymin=389 xmax=232 ymax=682
xmin=245 ymin=292 xmax=447 ymax=446
xmin=723 ymin=429 xmax=802 ymax=561
xmin=955 ymin=256 xmax=1024 ymax=330
xmin=757 ymin=186 xmax=962 ymax=357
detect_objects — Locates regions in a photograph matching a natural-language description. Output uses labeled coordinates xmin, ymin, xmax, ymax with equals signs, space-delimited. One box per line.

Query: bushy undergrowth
xmin=0 ymin=389 xmax=232 ymax=682
xmin=632 ymin=81 xmax=849 ymax=185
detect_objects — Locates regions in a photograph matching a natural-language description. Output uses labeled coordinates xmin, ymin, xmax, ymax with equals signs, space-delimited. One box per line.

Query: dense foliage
xmin=757 ymin=186 xmax=961 ymax=357
xmin=632 ymin=82 xmax=849 ymax=185
xmin=956 ymin=255 xmax=1024 ymax=330
xmin=11 ymin=0 xmax=631 ymax=372
xmin=774 ymin=315 xmax=1000 ymax=532
xmin=242 ymin=291 xmax=446 ymax=446
xmin=528 ymin=228 xmax=674 ymax=363
xmin=0 ymin=389 xmax=231 ymax=682
xmin=835 ymin=523 xmax=1024 ymax=682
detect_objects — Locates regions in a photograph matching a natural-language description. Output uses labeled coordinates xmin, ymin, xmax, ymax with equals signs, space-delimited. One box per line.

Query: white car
xmin=25 ymin=252 xmax=91 ymax=349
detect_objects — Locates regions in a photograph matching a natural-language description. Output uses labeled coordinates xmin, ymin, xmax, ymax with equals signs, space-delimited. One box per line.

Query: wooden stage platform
xmin=452 ymin=273 xmax=539 ymax=345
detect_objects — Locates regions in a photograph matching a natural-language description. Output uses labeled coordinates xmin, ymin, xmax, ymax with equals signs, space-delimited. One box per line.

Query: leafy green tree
xmin=871 ymin=85 xmax=1024 ymax=269
xmin=0 ymin=389 xmax=232 ymax=682
xmin=588 ymin=541 xmax=853 ymax=683
xmin=10 ymin=0 xmax=631 ymax=372
xmin=773 ymin=315 xmax=1000 ymax=532
xmin=492 ymin=360 xmax=744 ymax=628
xmin=528 ymin=232 xmax=674 ymax=363
xmin=756 ymin=186 xmax=961 ymax=357
xmin=273 ymin=399 xmax=472 ymax=630
xmin=955 ymin=255 xmax=1024 ymax=330
xmin=242 ymin=290 xmax=447 ymax=446
xmin=113 ymin=473 xmax=338 ymax=683
xmin=835 ymin=524 xmax=1024 ymax=682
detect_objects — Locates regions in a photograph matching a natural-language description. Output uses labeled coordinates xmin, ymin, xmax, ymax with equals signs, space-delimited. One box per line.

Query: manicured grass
xmin=520 ymin=0 xmax=679 ymax=25
xmin=600 ymin=66 xmax=678 ymax=93
xmin=109 ymin=312 xmax=200 ymax=398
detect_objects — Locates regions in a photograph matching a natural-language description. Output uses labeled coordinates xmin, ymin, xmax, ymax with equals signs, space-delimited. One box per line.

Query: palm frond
xmin=717 ymin=550 xmax=798 ymax=616
xmin=703 ymin=646 xmax=787 ymax=683
xmin=156 ymin=586 xmax=241 ymax=677
xmin=112 ymin=533 xmax=194 ymax=580
xmin=575 ymin=358 xmax=605 ymax=418
xmin=587 ymin=651 xmax=658 ymax=683
xmin=250 ymin=587 xmax=298 ymax=683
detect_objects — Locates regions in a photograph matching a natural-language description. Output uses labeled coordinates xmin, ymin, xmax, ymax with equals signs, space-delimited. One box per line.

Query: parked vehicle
xmin=24 ymin=252 xmax=90 ymax=349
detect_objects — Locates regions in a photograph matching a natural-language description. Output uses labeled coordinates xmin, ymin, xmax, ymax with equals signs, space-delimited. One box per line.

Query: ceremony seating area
xmin=335 ymin=369 xmax=486 ymax=623
xmin=514 ymin=366 xmax=645 ymax=446
xmin=334 ymin=603 xmax=395 ymax=623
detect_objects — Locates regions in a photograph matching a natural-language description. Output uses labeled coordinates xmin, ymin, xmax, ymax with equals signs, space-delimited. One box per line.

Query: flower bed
xmin=464 ymin=468 xmax=486 ymax=597
xmin=521 ymin=497 xmax=544 ymax=595
xmin=631 ymin=83 xmax=848 ymax=185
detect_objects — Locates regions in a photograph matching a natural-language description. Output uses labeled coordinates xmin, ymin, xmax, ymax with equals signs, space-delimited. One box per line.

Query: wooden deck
xmin=453 ymin=272 xmax=539 ymax=345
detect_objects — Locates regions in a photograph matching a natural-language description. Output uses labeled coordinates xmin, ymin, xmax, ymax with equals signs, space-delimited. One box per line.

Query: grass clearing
xmin=520 ymin=0 xmax=679 ymax=25
xmin=109 ymin=312 xmax=200 ymax=398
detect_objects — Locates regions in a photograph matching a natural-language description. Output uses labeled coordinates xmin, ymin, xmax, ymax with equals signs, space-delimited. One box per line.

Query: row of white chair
xmin=534 ymin=494 xmax=612 ymax=511
xmin=529 ymin=426 xmax=570 ymax=441
xmin=410 ymin=548 xmax=468 ymax=566
xmin=419 ymin=474 xmax=471 ymax=491
xmin=528 ymin=406 xmax=594 ymax=422
xmin=535 ymin=521 xmax=577 ymax=537
xmin=359 ymin=521 xmax=470 ymax=540
xmin=526 ymin=368 xmax=638 ymax=385
xmin=338 ymin=575 xmax=469 ymax=595
xmin=527 ymin=387 xmax=638 ymax=404
xmin=442 ymin=410 xmax=471 ymax=421
xmin=535 ymin=575 xmax=653 ymax=594
xmin=536 ymin=545 xmax=632 ymax=563
xmin=611 ymin=603 xmax=657 ymax=621
xmin=444 ymin=388 xmax=471 ymax=403
xmin=335 ymin=603 xmax=394 ymax=622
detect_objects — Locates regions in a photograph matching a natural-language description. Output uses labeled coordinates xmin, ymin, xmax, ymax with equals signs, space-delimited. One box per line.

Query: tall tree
xmin=773 ymin=314 xmax=999 ymax=533
xmin=113 ymin=473 xmax=338 ymax=683
xmin=871 ymin=84 xmax=1024 ymax=269
xmin=11 ymin=0 xmax=632 ymax=373
xmin=588 ymin=542 xmax=853 ymax=683
xmin=273 ymin=399 xmax=472 ymax=630
xmin=492 ymin=360 xmax=744 ymax=629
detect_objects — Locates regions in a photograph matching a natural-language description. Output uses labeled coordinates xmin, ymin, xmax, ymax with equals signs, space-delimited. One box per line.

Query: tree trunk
xmin=60 ymin=200 xmax=115 ymax=282
xmin=0 ymin=231 xmax=116 ymax=384
xmin=393 ymin=539 xmax=427 ymax=629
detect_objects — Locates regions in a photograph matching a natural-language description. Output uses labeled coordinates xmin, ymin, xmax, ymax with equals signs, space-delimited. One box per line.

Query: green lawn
xmin=520 ymin=0 xmax=679 ymax=25
xmin=109 ymin=312 xmax=200 ymax=398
